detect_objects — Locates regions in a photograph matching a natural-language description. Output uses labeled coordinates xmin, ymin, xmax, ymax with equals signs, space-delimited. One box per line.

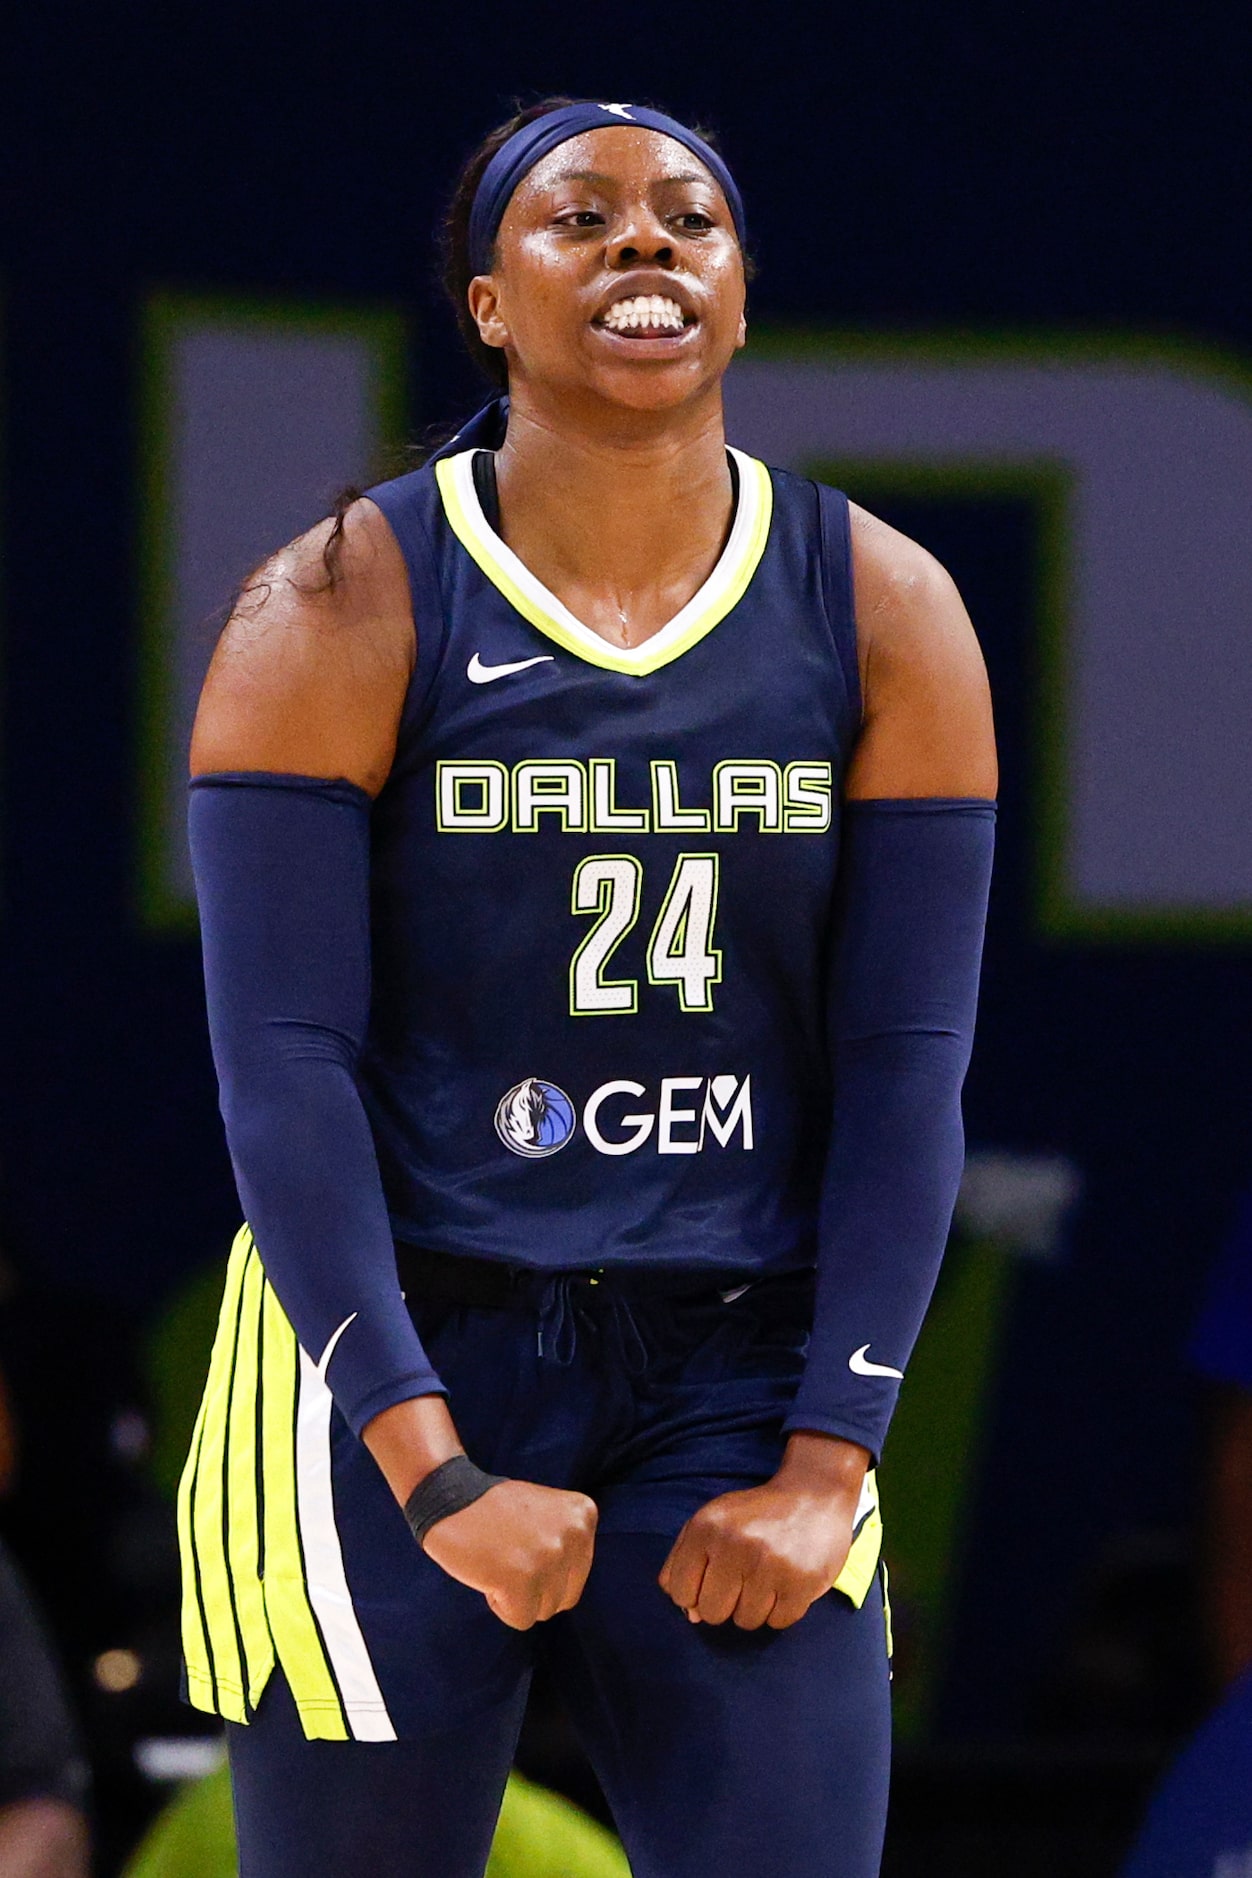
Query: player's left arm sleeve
xmin=783 ymin=797 xmax=995 ymax=1461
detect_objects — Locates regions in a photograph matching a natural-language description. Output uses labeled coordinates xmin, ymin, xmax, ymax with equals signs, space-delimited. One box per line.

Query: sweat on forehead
xmin=467 ymin=101 xmax=746 ymax=275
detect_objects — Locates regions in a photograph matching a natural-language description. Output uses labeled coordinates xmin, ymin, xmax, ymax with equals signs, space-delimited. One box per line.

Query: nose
xmin=606 ymin=205 xmax=674 ymax=270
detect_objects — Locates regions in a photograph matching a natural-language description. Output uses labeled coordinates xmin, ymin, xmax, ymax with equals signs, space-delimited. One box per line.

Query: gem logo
xmin=583 ymin=1074 xmax=753 ymax=1156
xmin=494 ymin=1078 xmax=576 ymax=1159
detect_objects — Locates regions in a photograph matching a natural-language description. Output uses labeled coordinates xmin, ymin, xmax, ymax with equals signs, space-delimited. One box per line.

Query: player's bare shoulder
xmin=846 ymin=502 xmax=997 ymax=799
xmin=190 ymin=496 xmax=415 ymax=795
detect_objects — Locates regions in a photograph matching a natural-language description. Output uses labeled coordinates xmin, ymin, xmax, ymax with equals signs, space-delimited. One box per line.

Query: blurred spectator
xmin=0 ymin=1229 xmax=189 ymax=1869
xmin=1118 ymin=1187 xmax=1252 ymax=1878
xmin=0 ymin=1375 xmax=90 ymax=1874
xmin=1033 ymin=1529 xmax=1205 ymax=1745
xmin=1190 ymin=1187 xmax=1252 ymax=1690
xmin=0 ymin=1241 xmax=165 ymax=1675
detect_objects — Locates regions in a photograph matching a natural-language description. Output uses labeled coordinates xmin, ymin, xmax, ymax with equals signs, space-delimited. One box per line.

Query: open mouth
xmin=594 ymin=294 xmax=694 ymax=338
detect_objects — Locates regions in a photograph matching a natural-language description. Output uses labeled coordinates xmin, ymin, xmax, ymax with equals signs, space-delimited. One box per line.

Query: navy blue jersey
xmin=363 ymin=447 xmax=860 ymax=1276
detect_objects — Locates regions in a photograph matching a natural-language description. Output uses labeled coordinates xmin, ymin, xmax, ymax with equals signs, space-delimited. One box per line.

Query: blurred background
xmin=2 ymin=0 xmax=1251 ymax=1872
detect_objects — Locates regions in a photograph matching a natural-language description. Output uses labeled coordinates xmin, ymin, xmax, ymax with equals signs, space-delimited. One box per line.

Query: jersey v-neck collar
xmin=434 ymin=445 xmax=773 ymax=677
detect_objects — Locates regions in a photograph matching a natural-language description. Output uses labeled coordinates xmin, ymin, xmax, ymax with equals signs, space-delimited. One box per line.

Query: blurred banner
xmin=726 ymin=334 xmax=1252 ymax=941
xmin=138 ymin=295 xmax=407 ymax=925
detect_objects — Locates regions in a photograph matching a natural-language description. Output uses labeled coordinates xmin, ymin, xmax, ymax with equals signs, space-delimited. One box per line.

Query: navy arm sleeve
xmin=784 ymin=797 xmax=995 ymax=1461
xmin=189 ymin=772 xmax=444 ymax=1437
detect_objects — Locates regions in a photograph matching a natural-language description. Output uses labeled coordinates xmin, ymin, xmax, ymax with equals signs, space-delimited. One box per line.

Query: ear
xmin=467 ymin=276 xmax=510 ymax=352
xmin=735 ymin=311 xmax=748 ymax=351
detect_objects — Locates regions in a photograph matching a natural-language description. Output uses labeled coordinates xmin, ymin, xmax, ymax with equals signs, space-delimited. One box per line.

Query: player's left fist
xmin=657 ymin=1433 xmax=870 ymax=1631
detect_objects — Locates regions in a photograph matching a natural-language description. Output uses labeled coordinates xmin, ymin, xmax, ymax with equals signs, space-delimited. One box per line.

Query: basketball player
xmin=179 ymin=98 xmax=996 ymax=1878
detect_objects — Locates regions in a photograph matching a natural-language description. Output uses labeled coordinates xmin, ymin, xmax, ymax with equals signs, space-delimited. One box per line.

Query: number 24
xmin=570 ymin=853 xmax=722 ymax=1015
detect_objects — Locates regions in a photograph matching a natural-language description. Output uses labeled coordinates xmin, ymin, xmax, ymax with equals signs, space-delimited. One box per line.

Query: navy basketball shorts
xmin=184 ymin=1239 xmax=892 ymax=1878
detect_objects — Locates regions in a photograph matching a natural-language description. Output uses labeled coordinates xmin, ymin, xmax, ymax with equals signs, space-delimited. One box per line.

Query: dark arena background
xmin=3 ymin=3 xmax=1250 ymax=1873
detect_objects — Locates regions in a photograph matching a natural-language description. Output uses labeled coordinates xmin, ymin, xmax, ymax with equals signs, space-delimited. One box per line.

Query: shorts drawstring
xmin=607 ymin=1289 xmax=650 ymax=1377
xmin=536 ymin=1273 xmax=586 ymax=1365
xmin=535 ymin=1272 xmax=649 ymax=1376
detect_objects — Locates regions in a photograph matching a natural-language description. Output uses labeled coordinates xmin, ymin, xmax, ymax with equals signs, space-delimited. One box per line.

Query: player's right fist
xmin=421 ymin=1479 xmax=598 ymax=1628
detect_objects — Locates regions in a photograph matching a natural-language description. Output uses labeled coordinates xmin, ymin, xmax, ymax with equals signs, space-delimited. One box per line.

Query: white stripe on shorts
xmin=295 ymin=1341 xmax=397 ymax=1741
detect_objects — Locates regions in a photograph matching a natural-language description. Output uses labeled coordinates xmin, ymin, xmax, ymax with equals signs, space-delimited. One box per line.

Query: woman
xmin=179 ymin=97 xmax=996 ymax=1878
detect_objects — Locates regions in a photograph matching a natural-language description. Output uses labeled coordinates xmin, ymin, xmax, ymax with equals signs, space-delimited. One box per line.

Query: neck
xmin=491 ymin=383 xmax=735 ymax=648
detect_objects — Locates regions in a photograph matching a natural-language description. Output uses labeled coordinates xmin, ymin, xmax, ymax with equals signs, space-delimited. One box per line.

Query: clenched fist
xmin=422 ymin=1478 xmax=599 ymax=1629
xmin=658 ymin=1432 xmax=870 ymax=1631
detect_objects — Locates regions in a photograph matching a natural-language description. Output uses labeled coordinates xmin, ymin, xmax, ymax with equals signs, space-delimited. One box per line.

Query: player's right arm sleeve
xmin=189 ymin=771 xmax=444 ymax=1437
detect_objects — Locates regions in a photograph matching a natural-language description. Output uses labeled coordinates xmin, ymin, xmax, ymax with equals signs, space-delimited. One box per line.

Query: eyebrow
xmin=543 ymin=167 xmax=715 ymax=190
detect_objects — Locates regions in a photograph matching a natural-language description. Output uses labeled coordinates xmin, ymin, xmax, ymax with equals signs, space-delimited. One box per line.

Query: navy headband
xmin=467 ymin=101 xmax=746 ymax=275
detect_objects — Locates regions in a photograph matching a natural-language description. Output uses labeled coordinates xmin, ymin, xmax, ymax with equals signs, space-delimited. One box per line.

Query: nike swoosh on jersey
xmin=848 ymin=1343 xmax=904 ymax=1379
xmin=467 ymin=653 xmax=555 ymax=684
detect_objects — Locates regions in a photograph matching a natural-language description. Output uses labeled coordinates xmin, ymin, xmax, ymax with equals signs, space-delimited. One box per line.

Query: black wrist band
xmin=403 ymin=1454 xmax=505 ymax=1547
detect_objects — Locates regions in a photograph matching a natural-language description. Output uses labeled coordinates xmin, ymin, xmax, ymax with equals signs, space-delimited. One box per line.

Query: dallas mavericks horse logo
xmin=494 ymin=1078 xmax=576 ymax=1158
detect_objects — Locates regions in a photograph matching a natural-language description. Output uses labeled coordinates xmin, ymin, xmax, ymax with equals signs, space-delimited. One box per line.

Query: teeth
xmin=600 ymin=294 xmax=686 ymax=334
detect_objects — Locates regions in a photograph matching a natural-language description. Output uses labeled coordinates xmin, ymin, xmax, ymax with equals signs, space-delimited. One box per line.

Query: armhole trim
xmin=816 ymin=483 xmax=862 ymax=730
xmin=364 ymin=477 xmax=450 ymax=737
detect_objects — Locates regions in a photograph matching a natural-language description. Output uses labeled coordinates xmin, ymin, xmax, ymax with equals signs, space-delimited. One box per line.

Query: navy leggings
xmin=229 ymin=1531 xmax=891 ymax=1878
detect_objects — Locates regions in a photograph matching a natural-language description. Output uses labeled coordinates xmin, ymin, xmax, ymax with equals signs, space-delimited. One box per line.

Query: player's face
xmin=469 ymin=126 xmax=747 ymax=415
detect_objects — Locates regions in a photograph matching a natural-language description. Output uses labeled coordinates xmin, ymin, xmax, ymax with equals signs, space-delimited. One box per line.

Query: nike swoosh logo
xmin=467 ymin=653 xmax=555 ymax=685
xmin=848 ymin=1344 xmax=904 ymax=1379
xmin=313 ymin=1313 xmax=358 ymax=1379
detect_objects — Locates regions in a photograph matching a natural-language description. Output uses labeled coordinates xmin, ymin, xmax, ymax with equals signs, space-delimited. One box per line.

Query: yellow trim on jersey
xmin=181 ymin=1232 xmax=249 ymax=1721
xmin=435 ymin=447 xmax=774 ymax=677
xmin=225 ymin=1247 xmax=274 ymax=1706
xmin=178 ymin=1227 xmax=350 ymax=1740
xmin=257 ymin=1281 xmax=350 ymax=1738
xmin=832 ymin=1469 xmax=884 ymax=1610
xmin=176 ymin=1394 xmax=213 ymax=1710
